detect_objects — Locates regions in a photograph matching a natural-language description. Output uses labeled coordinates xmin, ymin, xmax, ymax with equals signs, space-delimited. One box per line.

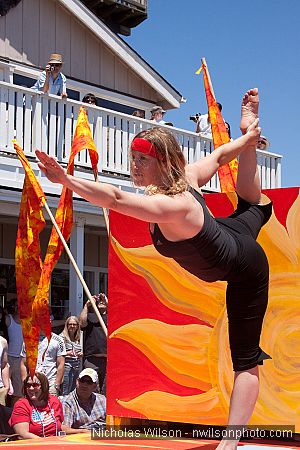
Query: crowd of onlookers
xmin=0 ymin=294 xmax=108 ymax=439
xmin=28 ymin=51 xmax=271 ymax=149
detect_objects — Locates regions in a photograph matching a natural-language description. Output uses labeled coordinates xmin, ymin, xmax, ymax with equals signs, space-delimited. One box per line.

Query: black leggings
xmin=217 ymin=198 xmax=273 ymax=371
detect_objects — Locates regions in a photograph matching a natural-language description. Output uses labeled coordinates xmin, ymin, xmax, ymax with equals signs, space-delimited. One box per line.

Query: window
xmin=97 ymin=98 xmax=137 ymax=115
xmin=0 ymin=264 xmax=17 ymax=308
xmin=13 ymin=74 xmax=35 ymax=88
xmin=50 ymin=269 xmax=69 ymax=319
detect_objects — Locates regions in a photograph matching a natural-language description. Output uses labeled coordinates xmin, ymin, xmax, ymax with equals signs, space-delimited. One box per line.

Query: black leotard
xmin=150 ymin=187 xmax=273 ymax=371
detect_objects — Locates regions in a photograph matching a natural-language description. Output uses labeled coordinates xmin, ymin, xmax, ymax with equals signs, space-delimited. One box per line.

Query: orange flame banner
xmin=34 ymin=106 xmax=99 ymax=337
xmin=14 ymin=142 xmax=46 ymax=375
xmin=15 ymin=107 xmax=98 ymax=375
xmin=202 ymin=63 xmax=238 ymax=192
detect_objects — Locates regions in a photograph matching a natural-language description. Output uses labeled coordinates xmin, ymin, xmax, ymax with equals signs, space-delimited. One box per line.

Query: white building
xmin=0 ymin=0 xmax=282 ymax=318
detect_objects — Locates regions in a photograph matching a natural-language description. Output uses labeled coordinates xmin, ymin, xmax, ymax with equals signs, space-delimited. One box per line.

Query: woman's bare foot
xmin=240 ymin=88 xmax=259 ymax=135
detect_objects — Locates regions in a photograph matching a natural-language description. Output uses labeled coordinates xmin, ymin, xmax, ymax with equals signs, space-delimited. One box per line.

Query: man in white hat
xmin=150 ymin=105 xmax=173 ymax=125
xmin=61 ymin=368 xmax=106 ymax=431
xmin=257 ymin=135 xmax=270 ymax=151
xmin=32 ymin=53 xmax=67 ymax=98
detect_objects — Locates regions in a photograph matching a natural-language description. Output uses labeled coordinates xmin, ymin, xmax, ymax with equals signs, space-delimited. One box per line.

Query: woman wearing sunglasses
xmin=9 ymin=372 xmax=63 ymax=439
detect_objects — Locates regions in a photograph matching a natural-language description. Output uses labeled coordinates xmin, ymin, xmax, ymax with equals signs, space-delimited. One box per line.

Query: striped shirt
xmin=62 ymin=389 xmax=106 ymax=429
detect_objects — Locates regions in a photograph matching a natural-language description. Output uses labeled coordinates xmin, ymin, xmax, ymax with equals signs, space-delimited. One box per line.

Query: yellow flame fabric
xmin=34 ymin=106 xmax=99 ymax=339
xmin=14 ymin=142 xmax=46 ymax=375
xmin=202 ymin=63 xmax=238 ymax=192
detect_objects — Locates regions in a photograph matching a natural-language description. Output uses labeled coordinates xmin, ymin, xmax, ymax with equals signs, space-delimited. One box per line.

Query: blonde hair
xmin=131 ymin=127 xmax=188 ymax=196
xmin=61 ymin=316 xmax=80 ymax=342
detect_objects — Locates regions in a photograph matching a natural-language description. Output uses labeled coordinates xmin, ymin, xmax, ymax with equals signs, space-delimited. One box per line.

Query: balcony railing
xmin=0 ymin=81 xmax=282 ymax=192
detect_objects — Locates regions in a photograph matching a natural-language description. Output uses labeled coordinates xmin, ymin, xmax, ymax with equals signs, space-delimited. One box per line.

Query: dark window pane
xmin=13 ymin=74 xmax=35 ymax=88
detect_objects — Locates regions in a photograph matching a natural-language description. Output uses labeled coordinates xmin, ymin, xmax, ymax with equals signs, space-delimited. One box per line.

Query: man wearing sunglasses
xmin=61 ymin=368 xmax=106 ymax=431
xmin=32 ymin=53 xmax=67 ymax=98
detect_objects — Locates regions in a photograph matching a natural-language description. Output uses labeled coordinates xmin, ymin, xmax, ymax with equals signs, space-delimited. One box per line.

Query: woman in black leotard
xmin=37 ymin=88 xmax=269 ymax=450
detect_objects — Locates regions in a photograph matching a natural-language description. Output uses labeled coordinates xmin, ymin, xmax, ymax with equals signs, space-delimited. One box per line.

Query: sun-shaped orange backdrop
xmin=107 ymin=187 xmax=300 ymax=430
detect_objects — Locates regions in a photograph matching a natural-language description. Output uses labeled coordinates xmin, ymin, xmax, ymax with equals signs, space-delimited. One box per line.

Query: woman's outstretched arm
xmin=186 ymin=118 xmax=260 ymax=188
xmin=35 ymin=150 xmax=191 ymax=224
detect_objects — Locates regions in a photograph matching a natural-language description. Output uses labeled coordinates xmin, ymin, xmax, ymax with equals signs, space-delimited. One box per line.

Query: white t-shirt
xmin=197 ymin=113 xmax=211 ymax=135
xmin=21 ymin=333 xmax=66 ymax=385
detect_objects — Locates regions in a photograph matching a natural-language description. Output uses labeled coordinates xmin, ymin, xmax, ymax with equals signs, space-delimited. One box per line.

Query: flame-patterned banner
xmin=34 ymin=106 xmax=99 ymax=338
xmin=14 ymin=142 xmax=47 ymax=375
xmin=15 ymin=106 xmax=99 ymax=374
xmin=201 ymin=63 xmax=238 ymax=192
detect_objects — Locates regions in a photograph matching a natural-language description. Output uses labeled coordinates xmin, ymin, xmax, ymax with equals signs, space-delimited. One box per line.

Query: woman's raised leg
xmin=236 ymin=88 xmax=261 ymax=204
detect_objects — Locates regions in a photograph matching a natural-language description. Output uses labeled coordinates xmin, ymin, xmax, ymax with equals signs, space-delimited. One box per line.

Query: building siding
xmin=0 ymin=0 xmax=159 ymax=103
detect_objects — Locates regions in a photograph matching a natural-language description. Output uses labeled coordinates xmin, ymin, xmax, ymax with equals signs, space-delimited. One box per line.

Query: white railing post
xmin=32 ymin=94 xmax=42 ymax=153
xmin=0 ymin=86 xmax=8 ymax=151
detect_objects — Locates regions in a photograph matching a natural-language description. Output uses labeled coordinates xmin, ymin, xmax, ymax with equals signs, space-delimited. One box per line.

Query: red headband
xmin=131 ymin=138 xmax=164 ymax=161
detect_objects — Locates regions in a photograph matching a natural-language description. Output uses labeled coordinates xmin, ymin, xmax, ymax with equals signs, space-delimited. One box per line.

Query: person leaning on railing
xmin=31 ymin=53 xmax=67 ymax=99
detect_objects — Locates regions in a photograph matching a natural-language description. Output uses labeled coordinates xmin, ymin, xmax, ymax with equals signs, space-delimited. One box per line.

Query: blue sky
xmin=125 ymin=0 xmax=299 ymax=188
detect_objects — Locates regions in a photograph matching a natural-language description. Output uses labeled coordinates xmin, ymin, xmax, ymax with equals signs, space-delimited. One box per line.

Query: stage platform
xmin=0 ymin=434 xmax=299 ymax=449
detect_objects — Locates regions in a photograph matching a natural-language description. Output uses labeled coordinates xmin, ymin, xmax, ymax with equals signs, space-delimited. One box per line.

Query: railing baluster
xmin=32 ymin=95 xmax=42 ymax=153
xmin=108 ymin=115 xmax=115 ymax=171
xmin=49 ymin=99 xmax=57 ymax=157
xmin=0 ymin=86 xmax=8 ymax=150
xmin=41 ymin=96 xmax=49 ymax=154
xmin=7 ymin=89 xmax=16 ymax=151
xmin=23 ymin=93 xmax=32 ymax=153
xmin=121 ymin=118 xmax=129 ymax=174
xmin=64 ymin=103 xmax=73 ymax=163
xmin=15 ymin=91 xmax=23 ymax=148
xmin=93 ymin=112 xmax=102 ymax=173
xmin=56 ymin=101 xmax=64 ymax=162
xmin=102 ymin=113 xmax=108 ymax=172
xmin=115 ymin=116 xmax=122 ymax=172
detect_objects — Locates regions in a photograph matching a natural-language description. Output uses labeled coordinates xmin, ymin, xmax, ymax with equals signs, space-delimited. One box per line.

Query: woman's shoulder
xmin=12 ymin=397 xmax=31 ymax=414
xmin=15 ymin=397 xmax=29 ymax=406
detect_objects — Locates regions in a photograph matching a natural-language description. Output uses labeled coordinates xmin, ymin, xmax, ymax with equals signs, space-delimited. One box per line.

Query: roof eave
xmin=58 ymin=0 xmax=183 ymax=108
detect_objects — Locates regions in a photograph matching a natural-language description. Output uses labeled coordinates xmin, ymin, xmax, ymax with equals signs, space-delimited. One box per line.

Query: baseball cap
xmin=78 ymin=368 xmax=98 ymax=383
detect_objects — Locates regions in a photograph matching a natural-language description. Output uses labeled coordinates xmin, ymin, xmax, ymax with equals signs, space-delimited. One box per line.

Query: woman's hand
xmin=35 ymin=150 xmax=67 ymax=184
xmin=243 ymin=118 xmax=261 ymax=147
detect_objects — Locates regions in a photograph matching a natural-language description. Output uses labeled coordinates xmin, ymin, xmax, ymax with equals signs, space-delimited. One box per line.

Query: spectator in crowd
xmin=225 ymin=121 xmax=232 ymax=140
xmin=257 ymin=135 xmax=270 ymax=151
xmin=62 ymin=368 xmax=106 ymax=430
xmin=132 ymin=110 xmax=145 ymax=118
xmin=0 ymin=336 xmax=9 ymax=406
xmin=150 ymin=106 xmax=173 ymax=126
xmin=32 ymin=53 xmax=67 ymax=98
xmin=9 ymin=372 xmax=63 ymax=439
xmin=20 ymin=330 xmax=66 ymax=396
xmin=79 ymin=294 xmax=107 ymax=394
xmin=195 ymin=102 xmax=222 ymax=136
xmin=5 ymin=300 xmax=23 ymax=405
xmin=82 ymin=93 xmax=97 ymax=106
xmin=60 ymin=316 xmax=82 ymax=396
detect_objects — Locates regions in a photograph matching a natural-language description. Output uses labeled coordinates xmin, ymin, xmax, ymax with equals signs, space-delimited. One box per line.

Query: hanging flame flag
xmin=34 ymin=106 xmax=99 ymax=333
xmin=14 ymin=142 xmax=47 ymax=376
xmin=199 ymin=62 xmax=238 ymax=192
